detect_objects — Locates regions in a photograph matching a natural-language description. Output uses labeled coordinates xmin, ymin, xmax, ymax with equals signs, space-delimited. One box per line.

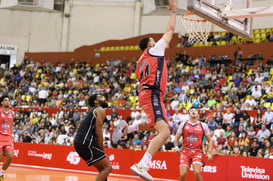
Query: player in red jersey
xmin=112 ymin=0 xmax=177 ymax=180
xmin=0 ymin=95 xmax=14 ymax=181
xmin=173 ymin=107 xmax=213 ymax=181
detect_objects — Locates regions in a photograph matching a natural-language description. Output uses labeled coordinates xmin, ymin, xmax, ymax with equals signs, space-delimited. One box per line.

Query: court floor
xmin=3 ymin=166 xmax=142 ymax=181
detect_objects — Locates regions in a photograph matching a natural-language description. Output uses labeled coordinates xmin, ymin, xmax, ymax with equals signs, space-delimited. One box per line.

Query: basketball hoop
xmin=181 ymin=12 xmax=212 ymax=43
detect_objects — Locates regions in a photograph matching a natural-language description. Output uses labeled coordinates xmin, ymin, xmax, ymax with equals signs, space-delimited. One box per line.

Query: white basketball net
xmin=181 ymin=12 xmax=212 ymax=43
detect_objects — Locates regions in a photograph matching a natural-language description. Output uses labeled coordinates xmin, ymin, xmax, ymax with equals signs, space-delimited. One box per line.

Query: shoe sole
xmin=112 ymin=121 xmax=128 ymax=144
xmin=130 ymin=166 xmax=153 ymax=181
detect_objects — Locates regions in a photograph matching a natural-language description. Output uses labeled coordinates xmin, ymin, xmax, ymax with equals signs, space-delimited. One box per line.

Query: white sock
xmin=138 ymin=152 xmax=152 ymax=169
xmin=0 ymin=169 xmax=4 ymax=176
xmin=127 ymin=125 xmax=139 ymax=133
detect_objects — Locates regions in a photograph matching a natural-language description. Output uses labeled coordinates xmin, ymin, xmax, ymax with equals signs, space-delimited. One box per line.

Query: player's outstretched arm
xmin=173 ymin=132 xmax=182 ymax=153
xmin=205 ymin=135 xmax=213 ymax=161
xmin=162 ymin=0 xmax=177 ymax=45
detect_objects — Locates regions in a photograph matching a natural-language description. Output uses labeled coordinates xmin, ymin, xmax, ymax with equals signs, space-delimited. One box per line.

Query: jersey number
xmin=140 ymin=64 xmax=150 ymax=79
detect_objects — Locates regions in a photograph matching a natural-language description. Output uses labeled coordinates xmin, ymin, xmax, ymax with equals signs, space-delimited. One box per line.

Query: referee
xmin=74 ymin=94 xmax=111 ymax=181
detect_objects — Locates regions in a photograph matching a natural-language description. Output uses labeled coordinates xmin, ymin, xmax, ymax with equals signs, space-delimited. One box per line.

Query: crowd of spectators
xmin=178 ymin=29 xmax=273 ymax=47
xmin=1 ymin=46 xmax=273 ymax=159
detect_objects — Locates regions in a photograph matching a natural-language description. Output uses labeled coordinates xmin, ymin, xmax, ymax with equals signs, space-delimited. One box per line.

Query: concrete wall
xmin=0 ymin=9 xmax=63 ymax=62
xmin=0 ymin=0 xmax=273 ymax=63
xmin=67 ymin=1 xmax=138 ymax=51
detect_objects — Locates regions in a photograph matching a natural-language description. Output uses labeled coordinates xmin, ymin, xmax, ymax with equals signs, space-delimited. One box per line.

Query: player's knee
xmin=6 ymin=152 xmax=13 ymax=160
xmin=179 ymin=171 xmax=188 ymax=179
xmin=98 ymin=164 xmax=112 ymax=174
xmin=193 ymin=169 xmax=202 ymax=176
xmin=163 ymin=128 xmax=170 ymax=139
xmin=104 ymin=164 xmax=112 ymax=174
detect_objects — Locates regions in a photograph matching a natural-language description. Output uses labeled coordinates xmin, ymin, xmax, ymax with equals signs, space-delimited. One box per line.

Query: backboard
xmin=187 ymin=0 xmax=253 ymax=39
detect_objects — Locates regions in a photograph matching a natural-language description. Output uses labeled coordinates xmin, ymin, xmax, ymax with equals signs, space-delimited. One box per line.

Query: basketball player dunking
xmin=112 ymin=0 xmax=178 ymax=180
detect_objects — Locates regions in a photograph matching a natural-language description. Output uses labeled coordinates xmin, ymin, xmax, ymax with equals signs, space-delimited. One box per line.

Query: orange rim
xmin=182 ymin=12 xmax=207 ymax=22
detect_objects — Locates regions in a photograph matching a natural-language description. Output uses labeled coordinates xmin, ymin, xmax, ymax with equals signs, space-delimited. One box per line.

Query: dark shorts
xmin=138 ymin=89 xmax=168 ymax=127
xmin=74 ymin=138 xmax=106 ymax=166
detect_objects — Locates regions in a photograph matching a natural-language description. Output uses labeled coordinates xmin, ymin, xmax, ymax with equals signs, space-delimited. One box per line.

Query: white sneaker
xmin=130 ymin=163 xmax=154 ymax=181
xmin=112 ymin=120 xmax=128 ymax=144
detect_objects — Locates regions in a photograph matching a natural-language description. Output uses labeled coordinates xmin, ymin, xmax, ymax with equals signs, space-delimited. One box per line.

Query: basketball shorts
xmin=179 ymin=148 xmax=203 ymax=168
xmin=138 ymin=89 xmax=167 ymax=127
xmin=74 ymin=137 xmax=106 ymax=166
xmin=0 ymin=134 xmax=14 ymax=153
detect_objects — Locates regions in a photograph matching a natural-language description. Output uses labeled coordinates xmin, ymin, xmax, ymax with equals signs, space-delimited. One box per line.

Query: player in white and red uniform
xmin=112 ymin=1 xmax=177 ymax=180
xmin=173 ymin=107 xmax=213 ymax=181
xmin=0 ymin=95 xmax=14 ymax=181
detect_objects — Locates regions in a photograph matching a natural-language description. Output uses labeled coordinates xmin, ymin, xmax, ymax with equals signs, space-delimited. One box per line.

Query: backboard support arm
xmin=224 ymin=6 xmax=273 ymax=19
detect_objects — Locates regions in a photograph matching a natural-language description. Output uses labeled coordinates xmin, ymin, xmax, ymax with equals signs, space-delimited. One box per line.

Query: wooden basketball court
xmin=3 ymin=166 xmax=142 ymax=181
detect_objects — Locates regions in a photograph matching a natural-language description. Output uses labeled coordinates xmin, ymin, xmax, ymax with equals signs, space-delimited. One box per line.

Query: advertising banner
xmin=227 ymin=156 xmax=273 ymax=181
xmin=1 ymin=143 xmax=272 ymax=180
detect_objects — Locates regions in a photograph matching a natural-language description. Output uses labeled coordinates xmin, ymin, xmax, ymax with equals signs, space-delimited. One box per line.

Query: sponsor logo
xmin=241 ymin=166 xmax=270 ymax=180
xmin=149 ymin=160 xmax=167 ymax=170
xmin=195 ymin=128 xmax=202 ymax=131
xmin=108 ymin=154 xmax=120 ymax=170
xmin=190 ymin=165 xmax=217 ymax=173
xmin=202 ymin=165 xmax=217 ymax=173
xmin=186 ymin=135 xmax=198 ymax=143
xmin=28 ymin=150 xmax=52 ymax=160
xmin=66 ymin=152 xmax=81 ymax=165
xmin=0 ymin=45 xmax=16 ymax=51
xmin=155 ymin=110 xmax=161 ymax=115
xmin=156 ymin=70 xmax=161 ymax=85
xmin=13 ymin=149 xmax=19 ymax=157
xmin=1 ymin=120 xmax=10 ymax=130
xmin=153 ymin=95 xmax=159 ymax=106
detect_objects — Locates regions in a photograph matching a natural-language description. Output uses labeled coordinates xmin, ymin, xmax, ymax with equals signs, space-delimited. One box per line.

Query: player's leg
xmin=179 ymin=150 xmax=191 ymax=181
xmin=2 ymin=151 xmax=13 ymax=171
xmin=0 ymin=150 xmax=3 ymax=181
xmin=192 ymin=163 xmax=203 ymax=181
xmin=130 ymin=91 xmax=169 ymax=181
xmin=192 ymin=151 xmax=204 ymax=181
xmin=74 ymin=141 xmax=110 ymax=181
xmin=0 ymin=143 xmax=14 ymax=181
xmin=146 ymin=120 xmax=170 ymax=156
xmin=130 ymin=120 xmax=169 ymax=181
xmin=144 ymin=90 xmax=170 ymax=157
xmin=179 ymin=166 xmax=189 ymax=181
xmin=137 ymin=122 xmax=156 ymax=132
xmin=112 ymin=90 xmax=159 ymax=144
xmin=93 ymin=157 xmax=112 ymax=181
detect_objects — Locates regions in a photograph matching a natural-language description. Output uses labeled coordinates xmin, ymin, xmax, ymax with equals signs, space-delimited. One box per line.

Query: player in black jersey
xmin=74 ymin=94 xmax=111 ymax=181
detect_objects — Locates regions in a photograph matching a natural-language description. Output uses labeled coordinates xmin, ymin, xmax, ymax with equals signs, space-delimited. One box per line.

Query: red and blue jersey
xmin=136 ymin=48 xmax=167 ymax=94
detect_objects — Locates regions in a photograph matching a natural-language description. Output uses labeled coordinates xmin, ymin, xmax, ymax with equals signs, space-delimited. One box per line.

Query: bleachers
xmin=188 ymin=28 xmax=273 ymax=47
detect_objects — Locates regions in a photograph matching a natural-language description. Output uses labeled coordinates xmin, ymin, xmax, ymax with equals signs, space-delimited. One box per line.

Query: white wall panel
xmin=0 ymin=0 xmax=272 ymax=63
xmin=68 ymin=3 xmax=135 ymax=51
